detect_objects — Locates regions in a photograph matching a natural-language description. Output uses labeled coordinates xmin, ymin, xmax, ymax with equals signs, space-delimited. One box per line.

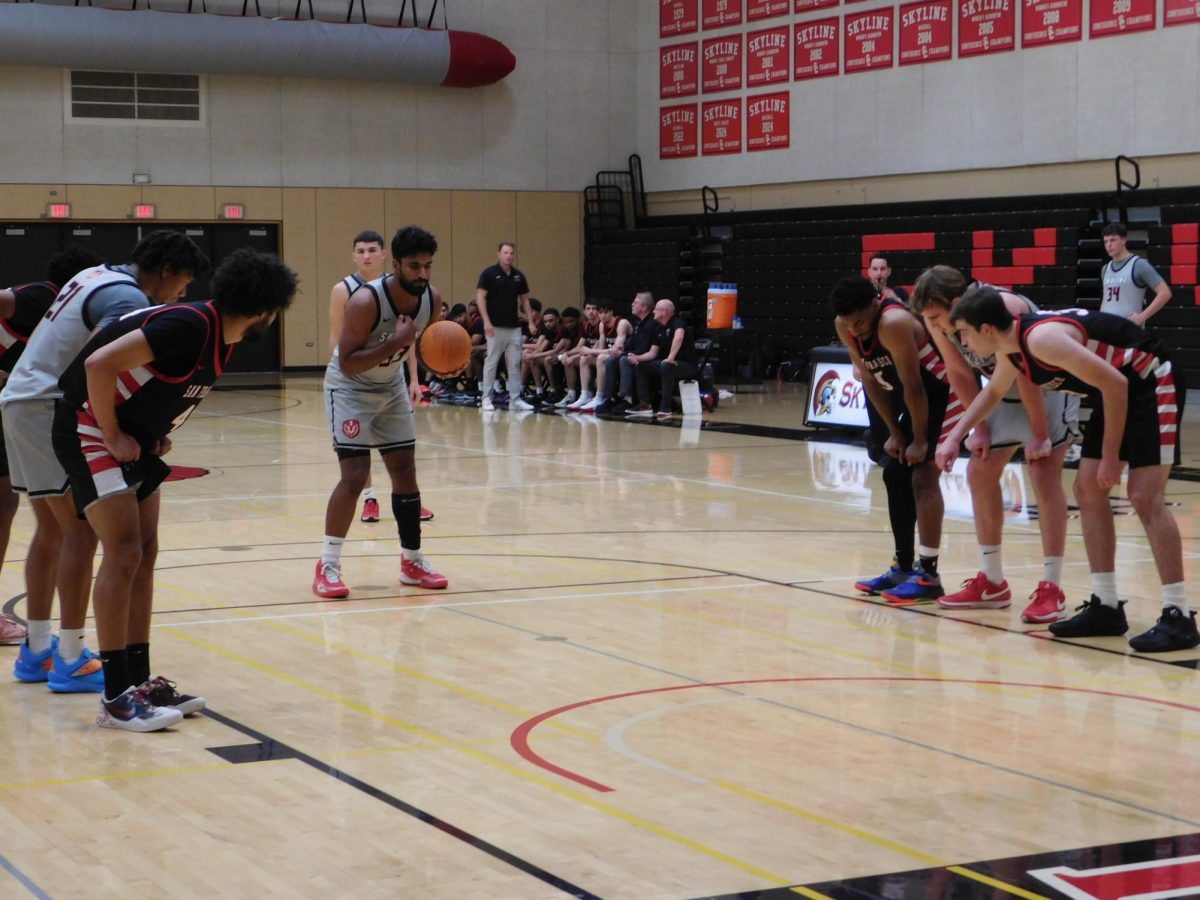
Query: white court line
xmin=604 ymin=696 xmax=749 ymax=785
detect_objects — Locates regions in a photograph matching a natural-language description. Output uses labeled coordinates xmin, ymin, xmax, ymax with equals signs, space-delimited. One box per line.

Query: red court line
xmin=511 ymin=677 xmax=1200 ymax=792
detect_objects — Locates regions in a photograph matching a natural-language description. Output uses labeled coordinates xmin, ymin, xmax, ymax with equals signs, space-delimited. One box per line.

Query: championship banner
xmin=660 ymin=42 xmax=700 ymax=98
xmin=703 ymin=0 xmax=744 ymax=28
xmin=899 ymin=0 xmax=952 ymax=63
xmin=746 ymin=91 xmax=790 ymax=151
xmin=1165 ymin=0 xmax=1200 ymax=25
xmin=958 ymin=0 xmax=1016 ymax=55
xmin=661 ymin=0 xmax=700 ymax=36
xmin=844 ymin=8 xmax=895 ymax=71
xmin=660 ymin=104 xmax=699 ymax=158
xmin=796 ymin=0 xmax=839 ymax=10
xmin=794 ymin=17 xmax=840 ymax=78
xmin=1089 ymin=0 xmax=1155 ymax=35
xmin=702 ymin=34 xmax=744 ymax=92
xmin=702 ymin=98 xmax=743 ymax=154
xmin=746 ymin=25 xmax=791 ymax=85
xmin=748 ymin=0 xmax=791 ymax=19
xmin=1021 ymin=0 xmax=1082 ymax=44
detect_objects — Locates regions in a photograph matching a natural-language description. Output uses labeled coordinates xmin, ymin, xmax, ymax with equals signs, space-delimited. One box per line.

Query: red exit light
xmin=221 ymin=203 xmax=246 ymax=220
xmin=46 ymin=203 xmax=72 ymax=219
xmin=132 ymin=204 xmax=157 ymax=219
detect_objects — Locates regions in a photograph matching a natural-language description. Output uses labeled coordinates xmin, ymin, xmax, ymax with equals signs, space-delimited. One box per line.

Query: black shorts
xmin=866 ymin=385 xmax=951 ymax=466
xmin=1079 ymin=365 xmax=1185 ymax=469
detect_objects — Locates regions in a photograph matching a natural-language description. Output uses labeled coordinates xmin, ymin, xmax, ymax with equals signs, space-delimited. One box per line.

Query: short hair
xmin=597 ymin=300 xmax=614 ymax=313
xmin=948 ymin=283 xmax=1013 ymax=331
xmin=46 ymin=245 xmax=102 ymax=287
xmin=910 ymin=265 xmax=968 ymax=314
xmin=868 ymin=254 xmax=890 ymax=268
xmin=543 ymin=307 xmax=560 ymax=318
xmin=131 ymin=230 xmax=211 ymax=280
xmin=561 ymin=306 xmax=581 ymax=319
xmin=448 ymin=303 xmax=466 ymax=319
xmin=391 ymin=226 xmax=438 ymax=260
xmin=352 ymin=230 xmax=384 ymax=247
xmin=211 ymin=249 xmax=298 ymax=318
xmin=528 ymin=297 xmax=542 ymax=313
xmin=829 ymin=276 xmax=878 ymax=317
xmin=1101 ymin=222 xmax=1127 ymax=238
xmin=583 ymin=298 xmax=598 ymax=309
xmin=498 ymin=241 xmax=515 ymax=252
xmin=632 ymin=291 xmax=653 ymax=311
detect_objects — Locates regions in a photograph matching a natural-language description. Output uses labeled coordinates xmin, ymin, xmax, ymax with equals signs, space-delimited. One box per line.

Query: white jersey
xmin=1101 ymin=255 xmax=1162 ymax=318
xmin=0 ymin=264 xmax=146 ymax=405
xmin=325 ymin=275 xmax=432 ymax=390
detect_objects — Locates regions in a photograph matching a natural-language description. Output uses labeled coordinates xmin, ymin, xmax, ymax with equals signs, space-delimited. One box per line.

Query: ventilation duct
xmin=0 ymin=4 xmax=515 ymax=87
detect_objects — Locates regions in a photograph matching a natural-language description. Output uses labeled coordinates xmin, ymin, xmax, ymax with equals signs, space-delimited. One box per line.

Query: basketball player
xmin=831 ymin=275 xmax=957 ymax=604
xmin=911 ymin=266 xmax=1075 ymax=623
xmin=939 ymin=286 xmax=1195 ymax=652
xmin=1100 ymin=222 xmax=1172 ymax=324
xmin=581 ymin=301 xmax=632 ymax=411
xmin=2 ymin=231 xmax=208 ymax=694
xmin=53 ymin=248 xmax=296 ymax=730
xmin=315 ymin=225 xmax=448 ymax=599
xmin=0 ymin=246 xmax=102 ymax=646
xmin=477 ymin=241 xmax=536 ymax=412
xmin=564 ymin=300 xmax=602 ymax=409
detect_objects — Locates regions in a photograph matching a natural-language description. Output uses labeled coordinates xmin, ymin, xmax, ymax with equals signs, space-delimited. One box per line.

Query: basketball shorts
xmin=866 ymin=385 xmax=950 ymax=466
xmin=0 ymin=408 xmax=8 ymax=480
xmin=984 ymin=390 xmax=1074 ymax=450
xmin=2 ymin=398 xmax=69 ymax=495
xmin=325 ymin=384 xmax=415 ymax=453
xmin=1079 ymin=363 xmax=1185 ymax=469
xmin=51 ymin=401 xmax=169 ymax=517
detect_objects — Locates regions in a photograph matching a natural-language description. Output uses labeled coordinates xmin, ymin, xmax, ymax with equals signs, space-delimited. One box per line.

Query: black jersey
xmin=581 ymin=319 xmax=602 ymax=349
xmin=1013 ymin=309 xmax=1169 ymax=397
xmin=851 ymin=297 xmax=952 ymax=396
xmin=58 ymin=300 xmax=231 ymax=445
xmin=0 ymin=280 xmax=59 ymax=373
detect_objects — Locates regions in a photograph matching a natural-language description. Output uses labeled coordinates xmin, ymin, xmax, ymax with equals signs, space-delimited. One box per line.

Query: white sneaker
xmin=554 ymin=392 xmax=577 ymax=408
xmin=481 ymin=397 xmax=495 ymax=412
xmin=97 ymin=686 xmax=184 ymax=732
xmin=567 ymin=392 xmax=593 ymax=410
xmin=510 ymin=398 xmax=535 ymax=411
xmin=580 ymin=395 xmax=604 ymax=411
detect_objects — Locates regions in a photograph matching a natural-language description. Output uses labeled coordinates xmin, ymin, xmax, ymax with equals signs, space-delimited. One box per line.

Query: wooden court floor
xmin=2 ymin=377 xmax=1199 ymax=899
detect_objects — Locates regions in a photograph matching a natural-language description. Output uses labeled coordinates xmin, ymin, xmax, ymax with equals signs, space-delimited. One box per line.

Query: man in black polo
xmin=627 ymin=298 xmax=697 ymax=419
xmin=596 ymin=292 xmax=655 ymax=414
xmin=476 ymin=242 xmax=536 ymax=412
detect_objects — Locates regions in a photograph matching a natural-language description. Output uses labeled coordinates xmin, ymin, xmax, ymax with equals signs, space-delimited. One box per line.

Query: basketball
xmin=418 ymin=320 xmax=472 ymax=377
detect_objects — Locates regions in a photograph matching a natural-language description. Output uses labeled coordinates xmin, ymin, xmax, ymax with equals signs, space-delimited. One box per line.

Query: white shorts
xmin=324 ymin=385 xmax=415 ymax=452
xmin=984 ymin=390 xmax=1076 ymax=449
xmin=2 ymin=399 xmax=69 ymax=495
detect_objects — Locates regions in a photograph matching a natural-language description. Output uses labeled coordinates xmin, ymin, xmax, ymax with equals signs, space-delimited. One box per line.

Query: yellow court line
xmin=947 ymin=865 xmax=1051 ymax=900
xmin=162 ymin=626 xmax=799 ymax=890
xmin=789 ymin=887 xmax=835 ymax=899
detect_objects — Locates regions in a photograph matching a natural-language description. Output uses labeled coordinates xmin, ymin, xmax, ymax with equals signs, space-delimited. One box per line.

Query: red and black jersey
xmin=581 ymin=318 xmax=601 ymax=349
xmin=602 ymin=316 xmax=627 ymax=349
xmin=1013 ymin=309 xmax=1169 ymax=397
xmin=58 ymin=300 xmax=232 ymax=446
xmin=0 ymin=280 xmax=59 ymax=373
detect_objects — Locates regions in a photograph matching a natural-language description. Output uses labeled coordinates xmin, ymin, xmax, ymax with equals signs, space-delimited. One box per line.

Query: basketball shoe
xmin=1048 ymin=596 xmax=1128 ymax=638
xmin=142 ymin=676 xmax=206 ymax=715
xmin=97 ymin=685 xmax=183 ymax=732
xmin=360 ymin=498 xmax=380 ymax=523
xmin=420 ymin=507 xmax=434 ymax=522
xmin=312 ymin=560 xmax=350 ymax=599
xmin=48 ymin=647 xmax=105 ymax=693
xmin=880 ymin=566 xmax=944 ymax=605
xmin=0 ymin=614 xmax=26 ymax=645
xmin=510 ymin=397 xmax=535 ymax=411
xmin=13 ymin=635 xmax=57 ymax=683
xmin=1021 ymin=581 xmax=1067 ymax=624
xmin=937 ymin=572 xmax=1012 ymax=610
xmin=400 ymin=554 xmax=448 ymax=589
xmin=1129 ymin=607 xmax=1200 ymax=653
xmin=853 ymin=558 xmax=915 ymax=595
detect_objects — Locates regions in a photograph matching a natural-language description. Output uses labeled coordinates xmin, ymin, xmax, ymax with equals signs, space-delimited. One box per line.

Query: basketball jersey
xmin=326 ymin=275 xmax=432 ymax=390
xmin=1013 ymin=309 xmax=1167 ymax=396
xmin=581 ymin=319 xmax=601 ymax=349
xmin=852 ymin=297 xmax=951 ymax=397
xmin=340 ymin=272 xmax=366 ymax=299
xmin=58 ymin=301 xmax=231 ymax=445
xmin=949 ymin=284 xmax=1039 ymax=400
xmin=1 ymin=265 xmax=144 ymax=404
xmin=1100 ymin=255 xmax=1159 ymax=318
xmin=0 ymin=280 xmax=59 ymax=373
xmin=602 ymin=316 xmax=627 ymax=349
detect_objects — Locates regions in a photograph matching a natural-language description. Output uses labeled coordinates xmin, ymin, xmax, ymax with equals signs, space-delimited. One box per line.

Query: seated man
xmin=582 ymin=301 xmax=633 ymax=411
xmin=561 ymin=300 xmax=602 ymax=409
xmin=626 ymin=299 xmax=697 ymax=419
xmin=524 ymin=307 xmax=569 ymax=402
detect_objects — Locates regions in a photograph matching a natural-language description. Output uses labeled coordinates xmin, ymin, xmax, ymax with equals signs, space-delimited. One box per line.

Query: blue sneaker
xmin=13 ymin=635 xmax=58 ymax=683
xmin=854 ymin=563 xmax=916 ymax=595
xmin=881 ymin=568 xmax=945 ymax=605
xmin=48 ymin=647 xmax=105 ymax=693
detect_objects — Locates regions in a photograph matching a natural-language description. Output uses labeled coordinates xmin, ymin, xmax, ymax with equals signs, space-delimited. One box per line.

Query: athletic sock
xmin=1043 ymin=556 xmax=1064 ymax=586
xmin=363 ymin=487 xmax=377 ymax=502
xmin=99 ymin=649 xmax=132 ymax=703
xmin=393 ymin=492 xmax=421 ymax=554
xmin=1092 ymin=572 xmax=1119 ymax=608
xmin=1162 ymin=582 xmax=1188 ymax=614
xmin=980 ymin=545 xmax=1003 ymax=583
xmin=322 ymin=535 xmax=345 ymax=566
xmin=27 ymin=619 xmax=53 ymax=654
xmin=127 ymin=642 xmax=151 ymax=686
xmin=918 ymin=546 xmax=940 ymax=578
xmin=58 ymin=627 xmax=85 ymax=662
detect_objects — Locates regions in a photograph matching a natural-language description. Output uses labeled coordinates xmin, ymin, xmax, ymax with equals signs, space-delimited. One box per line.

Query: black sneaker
xmin=1129 ymin=607 xmax=1200 ymax=653
xmin=141 ymin=676 xmax=206 ymax=716
xmin=1048 ymin=596 xmax=1128 ymax=638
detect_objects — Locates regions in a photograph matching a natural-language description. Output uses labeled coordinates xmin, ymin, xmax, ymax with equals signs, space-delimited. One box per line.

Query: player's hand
xmin=105 ymin=430 xmax=141 ymax=462
xmin=883 ymin=433 xmax=903 ymax=461
xmin=1129 ymin=312 xmax=1146 ymax=327
xmin=663 ymin=359 xmax=677 ymax=366
xmin=935 ymin=439 xmax=958 ymax=472
xmin=1025 ymin=436 xmax=1052 ymax=461
xmin=408 ymin=380 xmax=422 ymax=404
xmin=905 ymin=438 xmax=929 ymax=466
xmin=484 ymin=323 xmax=495 ymax=338
xmin=393 ymin=314 xmax=416 ymax=347
xmin=965 ymin=423 xmax=990 ymax=460
xmin=153 ymin=436 xmax=172 ymax=457
xmin=627 ymin=353 xmax=639 ymax=366
xmin=1097 ymin=455 xmax=1123 ymax=490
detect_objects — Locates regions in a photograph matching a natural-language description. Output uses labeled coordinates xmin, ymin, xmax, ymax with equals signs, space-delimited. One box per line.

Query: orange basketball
xmin=418 ymin=320 xmax=472 ymax=377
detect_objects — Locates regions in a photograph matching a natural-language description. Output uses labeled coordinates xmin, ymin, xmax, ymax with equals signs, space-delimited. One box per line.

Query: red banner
xmin=844 ymin=8 xmax=895 ymax=71
xmin=1165 ymin=0 xmax=1200 ymax=24
xmin=746 ymin=25 xmax=791 ymax=85
xmin=660 ymin=42 xmax=700 ymax=98
xmin=703 ymin=0 xmax=744 ymax=27
xmin=796 ymin=0 xmax=839 ymax=10
xmin=746 ymin=92 xmax=789 ymax=151
xmin=702 ymin=34 xmax=744 ymax=91
xmin=1089 ymin=0 xmax=1155 ymax=35
xmin=702 ymin=99 xmax=743 ymax=154
xmin=794 ymin=17 xmax=840 ymax=78
xmin=1021 ymin=0 xmax=1082 ymax=44
xmin=660 ymin=104 xmax=698 ymax=158
xmin=748 ymin=0 xmax=791 ymax=19
xmin=958 ymin=0 xmax=1016 ymax=55
xmin=661 ymin=0 xmax=700 ymax=36
xmin=899 ymin=0 xmax=952 ymax=62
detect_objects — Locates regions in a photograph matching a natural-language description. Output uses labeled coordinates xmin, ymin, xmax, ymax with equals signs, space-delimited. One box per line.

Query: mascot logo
xmin=342 ymin=419 xmax=361 ymax=438
xmin=812 ymin=370 xmax=840 ymax=416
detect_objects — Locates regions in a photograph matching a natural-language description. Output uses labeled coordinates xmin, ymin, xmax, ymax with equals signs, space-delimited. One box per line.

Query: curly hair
xmin=130 ymin=230 xmax=211 ymax=280
xmin=46 ymin=245 xmax=102 ymax=287
xmin=391 ymin=226 xmax=438 ymax=261
xmin=211 ymin=249 xmax=298 ymax=318
xmin=829 ymin=276 xmax=878 ymax=317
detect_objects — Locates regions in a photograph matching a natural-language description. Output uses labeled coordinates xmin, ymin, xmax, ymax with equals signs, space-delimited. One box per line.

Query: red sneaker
xmin=0 ymin=614 xmax=26 ymax=646
xmin=360 ymin=498 xmax=380 ymax=523
xmin=400 ymin=555 xmax=448 ymax=590
xmin=1022 ymin=581 xmax=1067 ymax=623
xmin=313 ymin=560 xmax=350 ymax=599
xmin=937 ymin=571 xmax=1011 ymax=610
xmin=420 ymin=507 xmax=434 ymax=522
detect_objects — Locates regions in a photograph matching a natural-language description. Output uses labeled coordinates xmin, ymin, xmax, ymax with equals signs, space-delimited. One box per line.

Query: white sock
xmin=918 ymin=545 xmax=939 ymax=560
xmin=363 ymin=487 xmax=376 ymax=501
xmin=322 ymin=536 xmax=345 ymax=566
xmin=27 ymin=619 xmax=53 ymax=654
xmin=979 ymin=545 xmax=1003 ymax=583
xmin=1043 ymin=556 xmax=1064 ymax=586
xmin=1162 ymin=582 xmax=1188 ymax=613
xmin=1092 ymin=572 xmax=1119 ymax=608
xmin=564 ymin=390 xmax=577 ymax=402
xmin=578 ymin=391 xmax=593 ymax=403
xmin=58 ymin=628 xmax=85 ymax=661
xmin=402 ymin=547 xmax=421 ymax=562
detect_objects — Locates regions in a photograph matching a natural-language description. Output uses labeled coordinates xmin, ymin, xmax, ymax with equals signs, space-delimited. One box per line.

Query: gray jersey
xmin=325 ymin=275 xmax=432 ymax=390
xmin=1101 ymin=255 xmax=1163 ymax=318
xmin=0 ymin=264 xmax=148 ymax=404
